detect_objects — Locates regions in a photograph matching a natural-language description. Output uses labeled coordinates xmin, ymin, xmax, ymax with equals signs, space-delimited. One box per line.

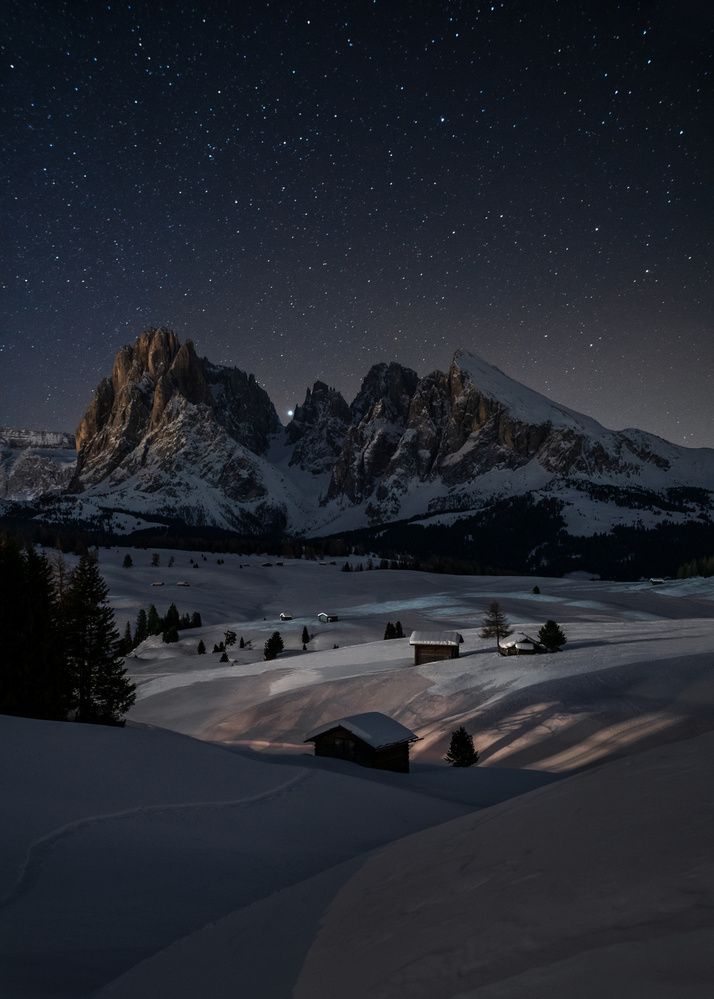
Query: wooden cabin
xmin=498 ymin=633 xmax=547 ymax=656
xmin=304 ymin=712 xmax=419 ymax=773
xmin=409 ymin=630 xmax=463 ymax=666
xmin=317 ymin=612 xmax=339 ymax=623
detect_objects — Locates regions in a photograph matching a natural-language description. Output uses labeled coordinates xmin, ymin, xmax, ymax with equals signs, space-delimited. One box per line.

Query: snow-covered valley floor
xmin=2 ymin=550 xmax=713 ymax=997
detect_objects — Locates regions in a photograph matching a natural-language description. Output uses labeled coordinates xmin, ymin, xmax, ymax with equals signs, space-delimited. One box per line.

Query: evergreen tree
xmin=164 ymin=603 xmax=180 ymax=631
xmin=162 ymin=626 xmax=179 ymax=643
xmin=191 ymin=611 xmax=202 ymax=628
xmin=384 ymin=622 xmax=396 ymax=640
xmin=61 ymin=554 xmax=136 ymax=725
xmin=301 ymin=625 xmax=310 ymax=645
xmin=479 ymin=601 xmax=513 ymax=649
xmin=239 ymin=636 xmax=245 ymax=649
xmin=537 ymin=619 xmax=567 ymax=651
xmin=0 ymin=541 xmax=70 ymax=720
xmin=147 ymin=604 xmax=162 ymax=635
xmin=224 ymin=630 xmax=237 ymax=648
xmin=122 ymin=553 xmax=133 ymax=568
xmin=151 ymin=553 xmax=160 ymax=567
xmin=134 ymin=608 xmax=148 ymax=646
xmin=444 ymin=726 xmax=479 ymax=767
xmin=219 ymin=650 xmax=229 ymax=662
xmin=394 ymin=620 xmax=404 ymax=638
xmin=122 ymin=620 xmax=133 ymax=654
xmin=263 ymin=631 xmax=284 ymax=661
xmin=197 ymin=639 xmax=206 ymax=655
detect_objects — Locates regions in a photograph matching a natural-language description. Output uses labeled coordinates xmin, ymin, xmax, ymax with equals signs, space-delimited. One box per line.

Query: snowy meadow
xmin=2 ymin=549 xmax=714 ymax=997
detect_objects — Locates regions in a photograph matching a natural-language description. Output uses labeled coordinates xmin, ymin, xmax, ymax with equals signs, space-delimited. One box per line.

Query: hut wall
xmin=311 ymin=726 xmax=411 ymax=773
xmin=413 ymin=644 xmax=459 ymax=666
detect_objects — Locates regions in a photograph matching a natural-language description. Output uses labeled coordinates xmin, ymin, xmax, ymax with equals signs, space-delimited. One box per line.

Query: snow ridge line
xmin=0 ymin=769 xmax=310 ymax=908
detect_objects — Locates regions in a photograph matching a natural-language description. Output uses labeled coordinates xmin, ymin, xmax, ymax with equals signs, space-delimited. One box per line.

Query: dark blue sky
xmin=2 ymin=1 xmax=712 ymax=446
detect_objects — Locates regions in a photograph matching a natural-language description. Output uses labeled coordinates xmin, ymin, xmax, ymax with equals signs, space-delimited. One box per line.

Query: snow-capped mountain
xmin=6 ymin=327 xmax=714 ymax=540
xmin=0 ymin=428 xmax=76 ymax=501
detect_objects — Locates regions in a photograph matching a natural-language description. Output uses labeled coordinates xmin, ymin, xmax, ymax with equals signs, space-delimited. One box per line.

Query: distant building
xmin=304 ymin=712 xmax=420 ymax=773
xmin=409 ymin=630 xmax=463 ymax=666
xmin=279 ymin=612 xmax=293 ymax=620
xmin=498 ymin=633 xmax=547 ymax=656
xmin=317 ymin=612 xmax=339 ymax=623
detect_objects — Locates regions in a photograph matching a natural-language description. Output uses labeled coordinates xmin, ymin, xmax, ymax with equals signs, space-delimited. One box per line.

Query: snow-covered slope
xmin=3 ymin=551 xmax=713 ymax=998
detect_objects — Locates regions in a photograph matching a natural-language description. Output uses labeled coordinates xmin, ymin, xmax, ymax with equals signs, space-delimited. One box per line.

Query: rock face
xmin=69 ymin=327 xmax=288 ymax=532
xmin=7 ymin=333 xmax=714 ymax=536
xmin=286 ymin=381 xmax=351 ymax=475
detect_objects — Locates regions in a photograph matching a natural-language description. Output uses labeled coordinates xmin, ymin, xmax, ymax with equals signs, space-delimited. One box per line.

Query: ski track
xmin=0 ymin=769 xmax=310 ymax=909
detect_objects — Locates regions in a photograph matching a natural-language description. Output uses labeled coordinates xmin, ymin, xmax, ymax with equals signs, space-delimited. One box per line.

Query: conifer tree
xmin=537 ymin=619 xmax=567 ymax=651
xmin=134 ymin=608 xmax=148 ymax=646
xmin=479 ymin=601 xmax=513 ymax=649
xmin=61 ymin=554 xmax=136 ymax=725
xmin=197 ymin=639 xmax=206 ymax=655
xmin=444 ymin=726 xmax=479 ymax=767
xmin=384 ymin=622 xmax=396 ymax=640
xmin=263 ymin=631 xmax=284 ymax=660
xmin=394 ymin=620 xmax=404 ymax=638
xmin=301 ymin=625 xmax=310 ymax=645
xmin=147 ymin=604 xmax=161 ymax=635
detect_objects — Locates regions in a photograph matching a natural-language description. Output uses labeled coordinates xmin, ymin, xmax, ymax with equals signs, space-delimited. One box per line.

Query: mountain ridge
xmin=3 ymin=327 xmax=713 ymax=547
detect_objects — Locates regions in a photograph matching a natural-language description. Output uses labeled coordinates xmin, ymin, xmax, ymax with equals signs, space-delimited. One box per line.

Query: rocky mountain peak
xmin=286 ymin=381 xmax=351 ymax=474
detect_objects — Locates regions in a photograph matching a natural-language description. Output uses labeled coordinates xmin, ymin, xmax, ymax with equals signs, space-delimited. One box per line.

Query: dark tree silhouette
xmin=62 ymin=554 xmax=136 ymax=725
xmin=445 ymin=726 xmax=479 ymax=767
xmin=537 ymin=619 xmax=567 ymax=651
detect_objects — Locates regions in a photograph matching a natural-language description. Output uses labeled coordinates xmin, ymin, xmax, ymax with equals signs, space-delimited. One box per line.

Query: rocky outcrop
xmin=287 ymin=382 xmax=351 ymax=474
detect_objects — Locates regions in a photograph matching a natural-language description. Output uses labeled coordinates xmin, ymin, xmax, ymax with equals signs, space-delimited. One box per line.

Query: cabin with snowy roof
xmin=409 ymin=630 xmax=463 ymax=666
xmin=304 ymin=712 xmax=420 ymax=773
xmin=498 ymin=633 xmax=547 ymax=656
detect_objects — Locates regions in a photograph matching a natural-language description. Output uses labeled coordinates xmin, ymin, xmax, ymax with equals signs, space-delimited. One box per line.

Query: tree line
xmin=0 ymin=539 xmax=136 ymax=726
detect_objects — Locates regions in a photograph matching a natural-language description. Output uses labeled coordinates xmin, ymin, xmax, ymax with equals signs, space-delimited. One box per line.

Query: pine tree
xmin=61 ymin=554 xmax=136 ymax=725
xmin=444 ymin=726 xmax=479 ymax=767
xmin=122 ymin=620 xmax=133 ymax=654
xmin=122 ymin=553 xmax=133 ymax=568
xmin=239 ymin=636 xmax=245 ymax=649
xmin=164 ymin=603 xmax=180 ymax=631
xmin=537 ymin=619 xmax=567 ymax=651
xmin=479 ymin=601 xmax=512 ymax=649
xmin=147 ymin=604 xmax=161 ymax=635
xmin=224 ymin=630 xmax=237 ymax=648
xmin=197 ymin=639 xmax=206 ymax=655
xmin=263 ymin=631 xmax=284 ymax=661
xmin=162 ymin=626 xmax=179 ymax=643
xmin=219 ymin=650 xmax=229 ymax=662
xmin=301 ymin=625 xmax=310 ymax=645
xmin=394 ymin=620 xmax=404 ymax=638
xmin=191 ymin=611 xmax=202 ymax=628
xmin=384 ymin=621 xmax=396 ymax=640
xmin=0 ymin=541 xmax=70 ymax=720
xmin=134 ymin=608 xmax=148 ymax=646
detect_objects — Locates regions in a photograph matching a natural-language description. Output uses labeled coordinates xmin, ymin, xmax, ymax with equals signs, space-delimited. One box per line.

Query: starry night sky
xmin=2 ymin=0 xmax=712 ymax=447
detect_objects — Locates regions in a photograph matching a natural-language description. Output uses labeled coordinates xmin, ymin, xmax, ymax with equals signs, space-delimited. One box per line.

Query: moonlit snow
xmin=2 ymin=550 xmax=713 ymax=997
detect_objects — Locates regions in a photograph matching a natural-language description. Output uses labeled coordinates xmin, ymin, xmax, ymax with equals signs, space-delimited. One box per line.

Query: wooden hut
xmin=409 ymin=630 xmax=463 ymax=666
xmin=317 ymin=612 xmax=339 ymax=622
xmin=498 ymin=633 xmax=547 ymax=656
xmin=304 ymin=712 xmax=419 ymax=773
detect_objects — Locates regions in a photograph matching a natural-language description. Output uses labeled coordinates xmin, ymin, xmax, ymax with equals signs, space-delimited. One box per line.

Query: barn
xmin=317 ymin=612 xmax=339 ymax=623
xmin=304 ymin=712 xmax=420 ymax=773
xmin=409 ymin=630 xmax=463 ymax=666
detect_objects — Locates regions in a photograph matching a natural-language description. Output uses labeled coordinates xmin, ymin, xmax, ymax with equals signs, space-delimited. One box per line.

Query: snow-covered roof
xmin=409 ymin=630 xmax=462 ymax=647
xmin=304 ymin=711 xmax=419 ymax=749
